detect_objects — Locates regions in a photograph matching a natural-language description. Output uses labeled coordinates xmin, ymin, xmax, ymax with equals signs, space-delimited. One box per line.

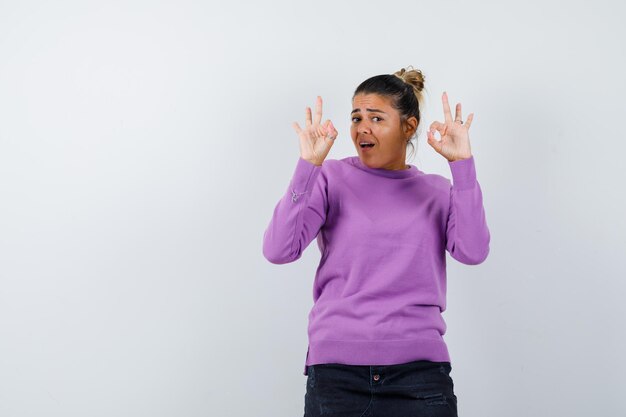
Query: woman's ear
xmin=403 ymin=116 xmax=418 ymax=138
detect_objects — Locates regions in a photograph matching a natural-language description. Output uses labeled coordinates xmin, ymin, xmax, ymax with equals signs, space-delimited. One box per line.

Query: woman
xmin=262 ymin=67 xmax=490 ymax=417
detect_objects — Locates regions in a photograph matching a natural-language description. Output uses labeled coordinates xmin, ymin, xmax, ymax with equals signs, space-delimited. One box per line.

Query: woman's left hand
xmin=427 ymin=91 xmax=474 ymax=162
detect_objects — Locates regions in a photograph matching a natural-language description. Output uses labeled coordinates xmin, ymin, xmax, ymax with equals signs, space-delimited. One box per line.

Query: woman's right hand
xmin=292 ymin=96 xmax=338 ymax=166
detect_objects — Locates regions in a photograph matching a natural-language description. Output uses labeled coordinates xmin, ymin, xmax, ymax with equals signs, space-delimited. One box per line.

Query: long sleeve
xmin=262 ymin=157 xmax=329 ymax=264
xmin=445 ymin=155 xmax=491 ymax=265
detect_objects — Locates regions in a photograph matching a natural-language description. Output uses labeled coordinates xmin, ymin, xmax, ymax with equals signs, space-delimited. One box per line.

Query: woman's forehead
xmin=352 ymin=93 xmax=394 ymax=112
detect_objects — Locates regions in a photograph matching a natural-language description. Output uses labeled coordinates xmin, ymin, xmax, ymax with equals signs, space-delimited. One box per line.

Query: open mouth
xmin=359 ymin=143 xmax=375 ymax=148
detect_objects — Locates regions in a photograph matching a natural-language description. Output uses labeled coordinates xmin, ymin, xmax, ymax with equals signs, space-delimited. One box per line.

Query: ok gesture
xmin=292 ymin=96 xmax=338 ymax=166
xmin=427 ymin=92 xmax=474 ymax=162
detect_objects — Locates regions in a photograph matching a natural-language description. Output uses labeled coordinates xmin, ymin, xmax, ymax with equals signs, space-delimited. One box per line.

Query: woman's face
xmin=350 ymin=93 xmax=417 ymax=170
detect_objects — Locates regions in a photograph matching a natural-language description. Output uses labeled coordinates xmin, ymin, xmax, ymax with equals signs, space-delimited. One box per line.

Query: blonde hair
xmin=393 ymin=65 xmax=426 ymax=110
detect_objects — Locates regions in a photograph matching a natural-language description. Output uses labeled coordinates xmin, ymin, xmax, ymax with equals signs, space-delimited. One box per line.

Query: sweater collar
xmin=347 ymin=156 xmax=421 ymax=179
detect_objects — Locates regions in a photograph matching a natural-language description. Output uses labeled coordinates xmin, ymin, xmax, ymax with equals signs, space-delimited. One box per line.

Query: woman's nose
xmin=358 ymin=122 xmax=371 ymax=134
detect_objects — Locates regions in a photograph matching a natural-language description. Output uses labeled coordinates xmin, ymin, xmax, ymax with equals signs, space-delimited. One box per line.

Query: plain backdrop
xmin=0 ymin=0 xmax=625 ymax=416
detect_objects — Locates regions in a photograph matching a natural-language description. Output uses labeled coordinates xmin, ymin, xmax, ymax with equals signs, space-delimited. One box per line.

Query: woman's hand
xmin=292 ymin=96 xmax=338 ymax=166
xmin=427 ymin=91 xmax=474 ymax=162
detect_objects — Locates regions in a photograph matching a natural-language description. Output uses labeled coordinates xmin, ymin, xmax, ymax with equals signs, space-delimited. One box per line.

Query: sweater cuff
xmin=448 ymin=155 xmax=477 ymax=190
xmin=290 ymin=157 xmax=322 ymax=202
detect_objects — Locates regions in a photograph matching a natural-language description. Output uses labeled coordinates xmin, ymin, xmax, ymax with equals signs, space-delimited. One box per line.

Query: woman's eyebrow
xmin=351 ymin=108 xmax=387 ymax=114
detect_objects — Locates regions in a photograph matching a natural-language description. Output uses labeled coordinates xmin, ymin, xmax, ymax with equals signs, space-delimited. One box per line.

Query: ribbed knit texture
xmin=263 ymin=155 xmax=490 ymax=375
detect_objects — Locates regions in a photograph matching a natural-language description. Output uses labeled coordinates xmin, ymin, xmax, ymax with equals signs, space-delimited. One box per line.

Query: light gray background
xmin=0 ymin=1 xmax=624 ymax=416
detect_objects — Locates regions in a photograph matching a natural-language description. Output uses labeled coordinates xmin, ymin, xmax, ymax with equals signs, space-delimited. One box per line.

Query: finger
xmin=465 ymin=113 xmax=474 ymax=129
xmin=313 ymin=96 xmax=323 ymax=126
xmin=455 ymin=103 xmax=462 ymax=123
xmin=427 ymin=129 xmax=442 ymax=153
xmin=305 ymin=107 xmax=312 ymax=127
xmin=324 ymin=120 xmax=336 ymax=139
xmin=429 ymin=121 xmax=444 ymax=132
xmin=442 ymin=91 xmax=453 ymax=124
xmin=429 ymin=121 xmax=447 ymax=137
xmin=293 ymin=121 xmax=303 ymax=135
xmin=319 ymin=120 xmax=329 ymax=137
xmin=322 ymin=120 xmax=329 ymax=137
xmin=325 ymin=120 xmax=338 ymax=140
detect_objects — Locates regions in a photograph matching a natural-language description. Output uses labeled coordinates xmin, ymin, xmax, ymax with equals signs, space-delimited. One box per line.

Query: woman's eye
xmin=351 ymin=116 xmax=382 ymax=122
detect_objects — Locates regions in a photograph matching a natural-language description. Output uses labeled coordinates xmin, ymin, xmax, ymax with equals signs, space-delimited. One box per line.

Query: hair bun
xmin=394 ymin=65 xmax=425 ymax=94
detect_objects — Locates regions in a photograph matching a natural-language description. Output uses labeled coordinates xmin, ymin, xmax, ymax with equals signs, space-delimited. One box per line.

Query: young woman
xmin=263 ymin=67 xmax=490 ymax=417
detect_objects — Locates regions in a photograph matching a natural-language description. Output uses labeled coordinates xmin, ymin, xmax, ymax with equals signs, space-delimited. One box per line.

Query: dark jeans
xmin=304 ymin=360 xmax=458 ymax=417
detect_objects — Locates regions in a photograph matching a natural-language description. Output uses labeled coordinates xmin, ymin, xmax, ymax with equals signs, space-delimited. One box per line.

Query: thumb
xmin=427 ymin=129 xmax=442 ymax=153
